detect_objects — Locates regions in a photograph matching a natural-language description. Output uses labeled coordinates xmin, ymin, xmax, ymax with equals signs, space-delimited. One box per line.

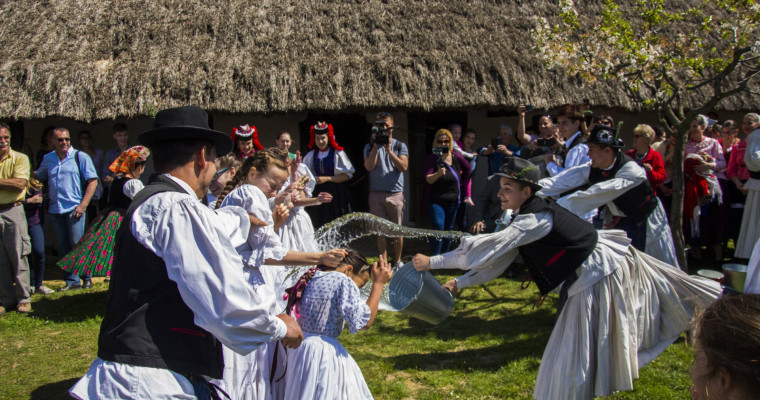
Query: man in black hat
xmin=536 ymin=125 xmax=679 ymax=268
xmin=69 ymin=106 xmax=305 ymax=399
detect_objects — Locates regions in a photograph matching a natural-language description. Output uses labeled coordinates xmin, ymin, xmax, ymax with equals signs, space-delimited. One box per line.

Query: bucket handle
xmin=520 ymin=275 xmax=532 ymax=290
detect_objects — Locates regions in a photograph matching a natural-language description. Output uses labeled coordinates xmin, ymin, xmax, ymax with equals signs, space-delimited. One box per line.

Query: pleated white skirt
xmin=283 ymin=333 xmax=372 ymax=400
xmin=533 ymin=236 xmax=720 ymax=400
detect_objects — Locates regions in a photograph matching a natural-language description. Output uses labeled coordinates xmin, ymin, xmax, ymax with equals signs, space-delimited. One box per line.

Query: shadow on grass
xmin=31 ymin=290 xmax=108 ymax=323
xmin=31 ymin=377 xmax=79 ymax=400
xmin=375 ymin=300 xmax=557 ymax=341
xmin=388 ymin=335 xmax=546 ymax=372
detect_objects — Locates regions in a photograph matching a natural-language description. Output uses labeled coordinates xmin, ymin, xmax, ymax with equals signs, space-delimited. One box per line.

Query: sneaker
xmin=82 ymin=279 xmax=93 ymax=289
xmin=16 ymin=302 xmax=31 ymax=313
xmin=35 ymin=285 xmax=54 ymax=295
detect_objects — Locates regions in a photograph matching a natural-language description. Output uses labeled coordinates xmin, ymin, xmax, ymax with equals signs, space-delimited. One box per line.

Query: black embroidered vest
xmin=517 ymin=196 xmax=598 ymax=295
xmin=311 ymin=148 xmax=336 ymax=177
xmin=588 ymin=155 xmax=658 ymax=224
xmin=97 ymin=174 xmax=224 ymax=378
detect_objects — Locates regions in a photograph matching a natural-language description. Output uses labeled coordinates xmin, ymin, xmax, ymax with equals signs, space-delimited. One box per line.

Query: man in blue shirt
xmin=363 ymin=112 xmax=409 ymax=268
xmin=36 ymin=128 xmax=99 ymax=291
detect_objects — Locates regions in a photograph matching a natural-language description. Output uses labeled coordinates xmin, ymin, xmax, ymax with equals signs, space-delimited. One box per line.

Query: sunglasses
xmin=213 ymin=167 xmax=230 ymax=180
xmin=437 ymin=140 xmax=450 ymax=144
xmin=57 ymin=137 xmax=71 ymax=142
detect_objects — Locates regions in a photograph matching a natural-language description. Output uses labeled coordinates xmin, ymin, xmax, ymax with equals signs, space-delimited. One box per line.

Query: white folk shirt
xmin=70 ymin=174 xmax=286 ymax=400
xmin=429 ymin=210 xmax=625 ymax=297
xmin=537 ymin=161 xmax=679 ymax=267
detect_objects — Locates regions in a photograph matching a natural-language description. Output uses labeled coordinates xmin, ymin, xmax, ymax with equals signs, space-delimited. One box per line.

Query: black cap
xmin=494 ymin=157 xmax=542 ymax=192
xmin=586 ymin=124 xmax=624 ymax=149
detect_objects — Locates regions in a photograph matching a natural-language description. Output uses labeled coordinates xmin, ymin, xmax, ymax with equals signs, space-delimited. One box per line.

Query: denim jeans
xmin=27 ymin=223 xmax=45 ymax=288
xmin=428 ymin=203 xmax=459 ymax=255
xmin=49 ymin=211 xmax=89 ymax=285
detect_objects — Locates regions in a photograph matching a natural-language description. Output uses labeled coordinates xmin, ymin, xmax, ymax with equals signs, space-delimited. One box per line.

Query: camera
xmin=372 ymin=120 xmax=390 ymax=145
xmin=490 ymin=137 xmax=502 ymax=148
xmin=524 ymin=104 xmax=534 ymax=112
xmin=536 ymin=138 xmax=556 ymax=147
xmin=433 ymin=146 xmax=449 ymax=169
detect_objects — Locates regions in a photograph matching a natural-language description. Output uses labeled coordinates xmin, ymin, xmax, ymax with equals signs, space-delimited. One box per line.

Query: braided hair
xmin=215 ymin=147 xmax=288 ymax=209
xmin=284 ymin=248 xmax=370 ymax=317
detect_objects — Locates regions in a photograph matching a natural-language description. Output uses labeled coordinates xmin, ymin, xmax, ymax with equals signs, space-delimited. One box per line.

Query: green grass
xmin=0 ymin=274 xmax=695 ymax=399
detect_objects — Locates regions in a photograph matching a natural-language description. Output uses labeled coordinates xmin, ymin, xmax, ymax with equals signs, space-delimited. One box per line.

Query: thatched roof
xmin=1 ymin=0 xmax=757 ymax=121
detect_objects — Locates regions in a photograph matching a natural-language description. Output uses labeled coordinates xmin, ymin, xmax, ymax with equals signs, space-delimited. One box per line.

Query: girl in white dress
xmin=213 ymin=148 xmax=347 ymax=400
xmin=413 ymin=157 xmax=721 ymax=400
xmin=282 ymin=250 xmax=392 ymax=400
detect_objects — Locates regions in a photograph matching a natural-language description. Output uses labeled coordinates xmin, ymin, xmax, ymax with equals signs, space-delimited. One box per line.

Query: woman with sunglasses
xmin=624 ymin=124 xmax=666 ymax=194
xmin=58 ymin=146 xmax=150 ymax=280
xmin=423 ymin=129 xmax=472 ymax=254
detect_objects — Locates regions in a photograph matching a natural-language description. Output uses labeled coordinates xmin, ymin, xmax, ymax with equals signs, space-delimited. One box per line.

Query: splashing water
xmin=312 ymin=212 xmax=468 ymax=311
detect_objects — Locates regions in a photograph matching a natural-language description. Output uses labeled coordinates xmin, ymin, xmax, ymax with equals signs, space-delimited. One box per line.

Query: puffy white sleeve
xmin=538 ymin=162 xmax=592 ymax=198
xmin=429 ymin=211 xmax=554 ymax=288
xmin=297 ymin=163 xmax=317 ymax=197
xmin=132 ymin=195 xmax=286 ymax=355
xmin=338 ymin=276 xmax=371 ymax=334
xmin=335 ymin=150 xmax=356 ymax=178
xmin=565 ymin=144 xmax=591 ymax=169
xmin=221 ymin=186 xmax=288 ymax=266
xmin=122 ymin=179 xmax=145 ymax=199
xmin=557 ymin=161 xmax=645 ymax=217
xmin=302 ymin=151 xmax=317 ymax=176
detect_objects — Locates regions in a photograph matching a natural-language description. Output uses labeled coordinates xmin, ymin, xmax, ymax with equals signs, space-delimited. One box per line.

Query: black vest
xmin=517 ymin=196 xmax=598 ymax=295
xmin=107 ymin=176 xmax=134 ymax=210
xmin=588 ymin=155 xmax=658 ymax=224
xmin=97 ymin=174 xmax=224 ymax=378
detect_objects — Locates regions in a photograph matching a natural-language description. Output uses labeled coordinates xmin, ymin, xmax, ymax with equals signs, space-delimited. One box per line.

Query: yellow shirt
xmin=0 ymin=150 xmax=30 ymax=203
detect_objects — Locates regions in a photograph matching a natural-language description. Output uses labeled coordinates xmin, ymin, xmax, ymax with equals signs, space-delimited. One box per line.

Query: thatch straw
xmin=0 ymin=0 xmax=756 ymax=121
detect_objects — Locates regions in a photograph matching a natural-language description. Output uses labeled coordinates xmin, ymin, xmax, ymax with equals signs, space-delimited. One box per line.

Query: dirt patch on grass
xmin=385 ymin=371 xmax=424 ymax=397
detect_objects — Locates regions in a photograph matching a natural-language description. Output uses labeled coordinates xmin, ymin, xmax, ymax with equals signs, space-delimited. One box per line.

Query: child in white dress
xmin=282 ymin=250 xmax=392 ymax=400
xmin=213 ymin=148 xmax=346 ymax=400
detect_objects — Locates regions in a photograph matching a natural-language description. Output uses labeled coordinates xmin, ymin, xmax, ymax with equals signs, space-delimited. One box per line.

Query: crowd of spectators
xmin=1 ymin=104 xmax=759 ymax=315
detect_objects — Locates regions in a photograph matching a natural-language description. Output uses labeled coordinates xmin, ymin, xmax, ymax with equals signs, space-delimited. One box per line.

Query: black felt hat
xmin=494 ymin=157 xmax=543 ymax=192
xmin=586 ymin=124 xmax=625 ymax=149
xmin=138 ymin=106 xmax=233 ymax=156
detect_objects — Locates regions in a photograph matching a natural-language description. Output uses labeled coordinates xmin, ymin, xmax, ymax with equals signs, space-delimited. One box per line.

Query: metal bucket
xmin=722 ymin=263 xmax=748 ymax=292
xmin=388 ymin=262 xmax=454 ymax=325
xmin=697 ymin=269 xmax=724 ymax=285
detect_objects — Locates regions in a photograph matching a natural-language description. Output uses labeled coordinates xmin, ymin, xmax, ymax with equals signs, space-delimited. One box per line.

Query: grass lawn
xmin=0 ymin=270 xmax=695 ymax=400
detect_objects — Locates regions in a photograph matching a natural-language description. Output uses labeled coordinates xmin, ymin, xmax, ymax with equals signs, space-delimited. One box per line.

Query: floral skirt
xmin=57 ymin=208 xmax=124 ymax=277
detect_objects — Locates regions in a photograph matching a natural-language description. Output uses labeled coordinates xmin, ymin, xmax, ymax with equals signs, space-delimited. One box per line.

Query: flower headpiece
xmin=308 ymin=121 xmax=343 ymax=151
xmin=109 ymin=146 xmax=151 ymax=175
xmin=231 ymin=124 xmax=264 ymax=151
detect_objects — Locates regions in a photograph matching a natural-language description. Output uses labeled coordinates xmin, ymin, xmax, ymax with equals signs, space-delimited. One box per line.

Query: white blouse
xmin=302 ymin=148 xmax=356 ymax=178
xmin=220 ymin=184 xmax=289 ymax=267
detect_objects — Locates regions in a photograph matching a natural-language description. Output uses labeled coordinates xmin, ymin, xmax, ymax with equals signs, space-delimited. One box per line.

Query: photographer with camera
xmin=479 ymin=125 xmax=520 ymax=175
xmin=520 ymin=118 xmax=563 ymax=161
xmin=423 ymin=129 xmax=473 ymax=255
xmin=363 ymin=112 xmax=409 ymax=267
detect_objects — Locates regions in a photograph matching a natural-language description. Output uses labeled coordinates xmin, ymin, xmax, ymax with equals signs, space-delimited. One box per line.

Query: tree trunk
xmin=669 ymin=121 xmax=691 ymax=271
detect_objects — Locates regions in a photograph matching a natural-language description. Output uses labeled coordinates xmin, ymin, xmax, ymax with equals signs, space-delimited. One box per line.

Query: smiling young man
xmin=536 ymin=125 xmax=679 ymax=268
xmin=411 ymin=157 xmax=719 ymax=400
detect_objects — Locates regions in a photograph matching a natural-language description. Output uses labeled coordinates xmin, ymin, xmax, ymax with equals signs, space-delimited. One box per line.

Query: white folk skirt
xmin=735 ymin=179 xmax=760 ymax=258
xmin=283 ymin=333 xmax=372 ymax=400
xmin=212 ymin=344 xmax=272 ymax=400
xmin=533 ymin=235 xmax=720 ymax=400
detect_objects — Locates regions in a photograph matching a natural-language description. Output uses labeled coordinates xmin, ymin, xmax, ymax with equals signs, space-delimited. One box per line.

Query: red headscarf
xmin=307 ymin=122 xmax=343 ymax=151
